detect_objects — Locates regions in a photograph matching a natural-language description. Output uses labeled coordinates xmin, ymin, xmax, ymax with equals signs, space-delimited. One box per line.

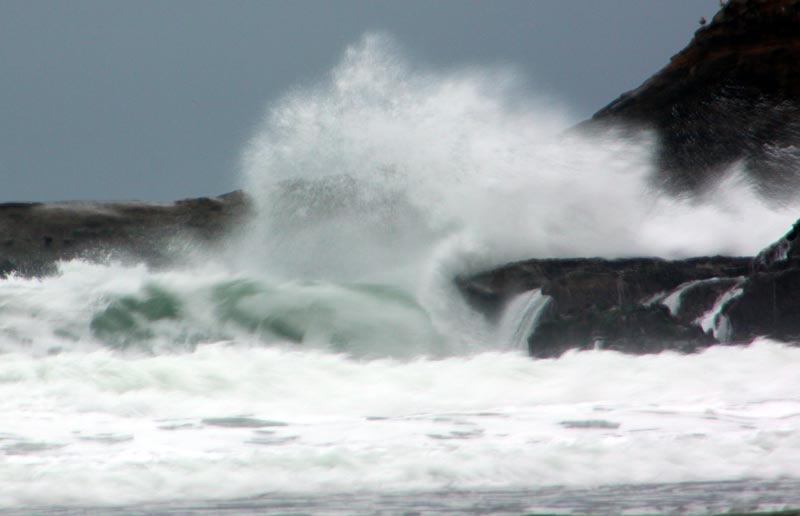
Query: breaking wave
xmin=2 ymin=32 xmax=800 ymax=511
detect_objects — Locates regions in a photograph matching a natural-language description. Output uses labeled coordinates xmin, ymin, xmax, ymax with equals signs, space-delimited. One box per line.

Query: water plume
xmin=1 ymin=33 xmax=800 ymax=510
xmin=238 ymin=33 xmax=797 ymax=292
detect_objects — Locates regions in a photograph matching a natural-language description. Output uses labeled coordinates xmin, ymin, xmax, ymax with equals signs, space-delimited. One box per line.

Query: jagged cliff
xmin=3 ymin=0 xmax=800 ymax=359
xmin=580 ymin=0 xmax=800 ymax=196
xmin=460 ymin=0 xmax=800 ymax=357
xmin=457 ymin=221 xmax=800 ymax=358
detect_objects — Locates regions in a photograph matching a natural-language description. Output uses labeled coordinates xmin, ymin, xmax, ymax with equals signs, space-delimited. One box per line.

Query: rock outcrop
xmin=579 ymin=0 xmax=800 ymax=196
xmin=4 ymin=0 xmax=800 ymax=360
xmin=459 ymin=0 xmax=800 ymax=357
xmin=459 ymin=257 xmax=751 ymax=319
xmin=458 ymin=218 xmax=800 ymax=358
xmin=0 ymin=191 xmax=249 ymax=276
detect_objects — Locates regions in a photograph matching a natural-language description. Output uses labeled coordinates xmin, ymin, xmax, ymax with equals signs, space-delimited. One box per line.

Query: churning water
xmin=2 ymin=34 xmax=800 ymax=514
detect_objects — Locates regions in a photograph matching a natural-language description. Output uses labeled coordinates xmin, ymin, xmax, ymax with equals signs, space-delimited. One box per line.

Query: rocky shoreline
xmin=578 ymin=0 xmax=800 ymax=197
xmin=458 ymin=0 xmax=800 ymax=357
xmin=458 ymin=218 xmax=800 ymax=357
xmin=3 ymin=0 xmax=800 ymax=358
xmin=0 ymin=191 xmax=248 ymax=276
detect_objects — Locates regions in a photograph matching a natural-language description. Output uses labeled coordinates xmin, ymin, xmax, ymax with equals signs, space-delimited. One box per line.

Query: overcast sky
xmin=1 ymin=0 xmax=720 ymax=202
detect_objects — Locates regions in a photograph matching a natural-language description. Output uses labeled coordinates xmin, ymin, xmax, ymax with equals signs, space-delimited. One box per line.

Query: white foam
xmin=1 ymin=341 xmax=799 ymax=507
xmin=3 ymin=32 xmax=800 ymax=510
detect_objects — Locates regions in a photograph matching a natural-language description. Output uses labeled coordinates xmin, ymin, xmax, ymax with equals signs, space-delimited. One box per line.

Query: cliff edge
xmin=463 ymin=0 xmax=800 ymax=357
xmin=581 ymin=0 xmax=800 ymax=195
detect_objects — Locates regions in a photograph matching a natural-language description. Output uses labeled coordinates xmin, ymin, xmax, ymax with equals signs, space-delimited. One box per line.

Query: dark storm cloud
xmin=0 ymin=0 xmax=719 ymax=202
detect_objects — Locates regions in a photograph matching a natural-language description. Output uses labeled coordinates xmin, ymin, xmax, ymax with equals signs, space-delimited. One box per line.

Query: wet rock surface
xmin=726 ymin=268 xmax=800 ymax=342
xmin=458 ymin=217 xmax=800 ymax=357
xmin=459 ymin=257 xmax=752 ymax=321
xmin=0 ymin=191 xmax=249 ymax=276
xmin=529 ymin=304 xmax=717 ymax=359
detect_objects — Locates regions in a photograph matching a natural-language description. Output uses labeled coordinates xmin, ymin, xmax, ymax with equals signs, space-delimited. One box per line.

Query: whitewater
xmin=2 ymin=35 xmax=800 ymax=515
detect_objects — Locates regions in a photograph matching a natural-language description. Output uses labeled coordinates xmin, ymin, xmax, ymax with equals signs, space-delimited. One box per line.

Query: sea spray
xmin=1 ymin=340 xmax=800 ymax=507
xmin=229 ymin=33 xmax=800 ymax=355
xmin=239 ymin=33 xmax=796 ymax=282
xmin=2 ymin=32 xmax=800 ymax=512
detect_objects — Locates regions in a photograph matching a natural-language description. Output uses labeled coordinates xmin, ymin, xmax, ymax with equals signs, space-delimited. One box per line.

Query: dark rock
xmin=457 ymin=256 xmax=745 ymax=358
xmin=729 ymin=213 xmax=800 ymax=341
xmin=0 ymin=190 xmax=250 ymax=276
xmin=665 ymin=277 xmax=742 ymax=325
xmin=580 ymin=0 xmax=800 ymax=196
xmin=459 ymin=215 xmax=800 ymax=357
xmin=530 ymin=304 xmax=716 ymax=359
xmin=455 ymin=0 xmax=800 ymax=358
xmin=726 ymin=268 xmax=800 ymax=342
xmin=754 ymin=218 xmax=800 ymax=270
xmin=0 ymin=258 xmax=14 ymax=278
xmin=457 ymin=256 xmax=751 ymax=322
xmin=457 ymin=256 xmax=751 ymax=358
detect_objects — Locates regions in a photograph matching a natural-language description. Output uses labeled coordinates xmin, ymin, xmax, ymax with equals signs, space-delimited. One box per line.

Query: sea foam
xmin=1 ymin=32 xmax=800 ymax=511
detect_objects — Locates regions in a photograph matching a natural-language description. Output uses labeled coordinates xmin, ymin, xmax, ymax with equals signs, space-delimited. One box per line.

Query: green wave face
xmin=90 ymin=285 xmax=183 ymax=349
xmin=87 ymin=275 xmax=445 ymax=359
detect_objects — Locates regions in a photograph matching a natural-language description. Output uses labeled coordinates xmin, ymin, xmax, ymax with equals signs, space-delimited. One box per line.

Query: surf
xmin=1 ymin=31 xmax=800 ymax=513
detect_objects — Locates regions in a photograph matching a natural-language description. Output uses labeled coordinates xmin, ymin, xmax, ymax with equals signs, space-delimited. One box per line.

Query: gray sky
xmin=1 ymin=0 xmax=720 ymax=202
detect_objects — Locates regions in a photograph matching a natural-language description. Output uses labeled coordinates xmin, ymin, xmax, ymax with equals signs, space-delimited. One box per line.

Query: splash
xmin=238 ymin=33 xmax=797 ymax=290
xmin=2 ymin=33 xmax=797 ymax=359
xmin=2 ymin=32 xmax=800 ymax=512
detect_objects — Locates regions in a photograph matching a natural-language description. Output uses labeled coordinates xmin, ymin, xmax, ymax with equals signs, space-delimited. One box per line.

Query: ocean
xmin=1 ymin=34 xmax=799 ymax=515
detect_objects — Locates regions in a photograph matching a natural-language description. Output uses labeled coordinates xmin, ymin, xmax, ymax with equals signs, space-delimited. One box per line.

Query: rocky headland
xmin=0 ymin=191 xmax=248 ymax=276
xmin=579 ymin=0 xmax=800 ymax=197
xmin=459 ymin=0 xmax=800 ymax=357
xmin=3 ymin=0 xmax=800 ymax=358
